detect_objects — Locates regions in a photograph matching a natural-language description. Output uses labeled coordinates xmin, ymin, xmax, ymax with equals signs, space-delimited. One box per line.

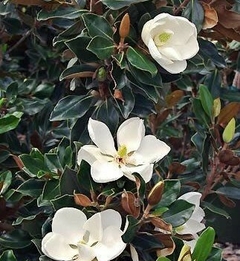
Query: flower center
xmin=116 ymin=145 xmax=128 ymax=165
xmin=154 ymin=30 xmax=173 ymax=47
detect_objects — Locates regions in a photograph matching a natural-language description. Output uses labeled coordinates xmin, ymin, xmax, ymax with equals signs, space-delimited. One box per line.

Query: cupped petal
xmin=176 ymin=219 xmax=206 ymax=235
xmin=42 ymin=232 xmax=78 ymax=261
xmin=121 ymin=163 xmax=153 ymax=183
xmin=83 ymin=212 xmax=103 ymax=245
xmin=78 ymin=242 xmax=96 ymax=261
xmin=160 ymin=59 xmax=187 ymax=74
xmin=131 ymin=135 xmax=170 ymax=164
xmin=191 ymin=206 xmax=205 ymax=222
xmin=88 ymin=118 xmax=116 ymax=156
xmin=52 ymin=207 xmax=87 ymax=244
xmin=141 ymin=19 xmax=155 ymax=45
xmin=77 ymin=145 xmax=113 ymax=166
xmin=160 ymin=46 xmax=183 ymax=61
xmin=117 ymin=117 xmax=145 ymax=154
xmin=91 ymin=160 xmax=123 ymax=183
xmin=99 ymin=209 xmax=122 ymax=230
xmin=94 ymin=226 xmax=126 ymax=261
xmin=178 ymin=192 xmax=201 ymax=206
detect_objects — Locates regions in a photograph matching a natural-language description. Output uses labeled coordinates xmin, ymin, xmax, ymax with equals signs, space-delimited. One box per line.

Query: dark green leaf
xmin=122 ymin=215 xmax=139 ymax=243
xmin=132 ymin=232 xmax=164 ymax=250
xmin=37 ymin=7 xmax=86 ymax=21
xmin=0 ymin=229 xmax=32 ymax=249
xmin=192 ymin=227 xmax=215 ymax=261
xmin=60 ymin=65 xmax=96 ymax=81
xmin=162 ymin=199 xmax=194 ymax=227
xmin=203 ymin=69 xmax=221 ymax=99
xmin=101 ymin=0 xmax=148 ymax=10
xmin=191 ymin=98 xmax=210 ymax=126
xmin=202 ymin=201 xmax=230 ymax=219
xmin=206 ymin=247 xmax=222 ymax=261
xmin=82 ymin=13 xmax=113 ymax=40
xmin=41 ymin=179 xmax=60 ymax=201
xmin=87 ymin=36 xmax=115 ymax=60
xmin=60 ymin=167 xmax=80 ymax=195
xmin=50 ymin=95 xmax=95 ymax=121
xmin=182 ymin=0 xmax=204 ymax=32
xmin=126 ymin=47 xmax=157 ymax=76
xmin=16 ymin=179 xmax=45 ymax=198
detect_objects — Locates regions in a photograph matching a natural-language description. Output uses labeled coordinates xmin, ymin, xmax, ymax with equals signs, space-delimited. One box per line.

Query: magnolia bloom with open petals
xmin=77 ymin=117 xmax=170 ymax=183
xmin=141 ymin=13 xmax=199 ymax=74
xmin=175 ymin=192 xmax=205 ymax=249
xmin=41 ymin=208 xmax=126 ymax=261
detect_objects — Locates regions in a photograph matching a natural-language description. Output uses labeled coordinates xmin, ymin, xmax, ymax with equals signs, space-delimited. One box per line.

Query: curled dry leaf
xmin=74 ymin=193 xmax=93 ymax=207
xmin=156 ymin=233 xmax=175 ymax=257
xmin=121 ymin=191 xmax=140 ymax=218
xmin=218 ymin=194 xmax=236 ymax=208
xmin=201 ymin=2 xmax=218 ymax=29
xmin=150 ymin=216 xmax=172 ymax=233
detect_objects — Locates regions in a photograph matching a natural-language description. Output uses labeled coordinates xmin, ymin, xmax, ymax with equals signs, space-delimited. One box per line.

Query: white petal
xmin=117 ymin=117 xmax=145 ymax=153
xmin=178 ymin=192 xmax=201 ymax=207
xmin=161 ymin=59 xmax=187 ymax=74
xmin=78 ymin=243 xmax=96 ymax=261
xmin=52 ymin=207 xmax=87 ymax=244
xmin=42 ymin=232 xmax=78 ymax=260
xmin=130 ymin=244 xmax=139 ymax=261
xmin=191 ymin=206 xmax=205 ymax=222
xmin=141 ymin=19 xmax=155 ymax=45
xmin=77 ymin=145 xmax=113 ymax=166
xmin=131 ymin=135 xmax=170 ymax=164
xmin=83 ymin=212 xmax=103 ymax=245
xmin=177 ymin=219 xmax=205 ymax=235
xmin=88 ymin=118 xmax=116 ymax=156
xmin=91 ymin=160 xmax=123 ymax=183
xmin=99 ymin=209 xmax=122 ymax=230
xmin=94 ymin=226 xmax=126 ymax=261
xmin=121 ymin=164 xmax=153 ymax=183
xmin=160 ymin=46 xmax=183 ymax=61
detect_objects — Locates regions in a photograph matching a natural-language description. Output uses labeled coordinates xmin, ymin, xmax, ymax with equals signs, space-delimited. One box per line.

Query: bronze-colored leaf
xmin=218 ymin=149 xmax=234 ymax=164
xmin=150 ymin=216 xmax=172 ymax=232
xmin=74 ymin=193 xmax=93 ymax=207
xmin=155 ymin=234 xmax=175 ymax=257
xmin=217 ymin=102 xmax=240 ymax=127
xmin=12 ymin=155 xmax=24 ymax=170
xmin=201 ymin=2 xmax=218 ymax=29
xmin=121 ymin=191 xmax=140 ymax=218
xmin=168 ymin=162 xmax=186 ymax=175
xmin=218 ymin=194 xmax=236 ymax=208
xmin=165 ymin=90 xmax=184 ymax=108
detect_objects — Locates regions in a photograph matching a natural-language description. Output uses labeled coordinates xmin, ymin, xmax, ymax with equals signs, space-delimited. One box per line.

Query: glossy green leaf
xmin=203 ymin=69 xmax=221 ymax=99
xmin=0 ymin=150 xmax=10 ymax=164
xmin=156 ymin=180 xmax=181 ymax=208
xmin=87 ymin=36 xmax=115 ymax=60
xmin=41 ymin=179 xmax=60 ymax=201
xmin=182 ymin=0 xmax=204 ymax=32
xmin=65 ymin=35 xmax=98 ymax=62
xmin=37 ymin=7 xmax=86 ymax=21
xmin=50 ymin=95 xmax=95 ymax=121
xmin=0 ymin=229 xmax=32 ymax=249
xmin=16 ymin=179 xmax=45 ymax=198
xmin=0 ymin=170 xmax=12 ymax=194
xmin=199 ymin=39 xmax=226 ymax=68
xmin=101 ymin=0 xmax=149 ymax=9
xmin=126 ymin=46 xmax=158 ymax=76
xmin=50 ymin=194 xmax=75 ymax=210
xmin=192 ymin=98 xmax=210 ymax=126
xmin=60 ymin=167 xmax=81 ymax=195
xmin=0 ymin=250 xmax=17 ymax=261
xmin=0 ymin=112 xmax=23 ymax=134
xmin=202 ymin=201 xmax=230 ymax=219
xmin=132 ymin=232 xmax=164 ymax=250
xmin=156 ymin=257 xmax=171 ymax=261
xmin=206 ymin=247 xmax=222 ymax=261
xmin=162 ymin=199 xmax=194 ymax=227
xmin=192 ymin=227 xmax=215 ymax=261
xmin=122 ymin=215 xmax=139 ymax=243
xmin=199 ymin=84 xmax=213 ymax=119
xmin=17 ymin=97 xmax=49 ymax=115
xmin=82 ymin=13 xmax=113 ymax=40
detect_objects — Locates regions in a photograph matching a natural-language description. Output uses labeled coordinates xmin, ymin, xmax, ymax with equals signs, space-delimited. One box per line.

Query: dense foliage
xmin=0 ymin=0 xmax=240 ymax=261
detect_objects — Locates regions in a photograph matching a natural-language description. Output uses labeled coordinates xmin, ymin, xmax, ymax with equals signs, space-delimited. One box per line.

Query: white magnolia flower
xmin=176 ymin=192 xmax=205 ymax=249
xmin=77 ymin=117 xmax=170 ymax=183
xmin=41 ymin=208 xmax=126 ymax=261
xmin=141 ymin=13 xmax=199 ymax=74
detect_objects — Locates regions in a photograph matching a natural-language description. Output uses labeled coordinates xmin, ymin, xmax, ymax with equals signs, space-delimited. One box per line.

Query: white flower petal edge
xmin=141 ymin=13 xmax=199 ymax=74
xmin=41 ymin=208 xmax=126 ymax=261
xmin=78 ymin=117 xmax=170 ymax=183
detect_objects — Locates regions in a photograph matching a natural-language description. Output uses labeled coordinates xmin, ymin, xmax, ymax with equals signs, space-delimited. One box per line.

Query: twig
xmin=173 ymin=0 xmax=191 ymax=15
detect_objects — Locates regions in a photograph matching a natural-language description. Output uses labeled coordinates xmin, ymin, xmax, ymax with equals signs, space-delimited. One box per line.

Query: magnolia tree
xmin=0 ymin=0 xmax=240 ymax=261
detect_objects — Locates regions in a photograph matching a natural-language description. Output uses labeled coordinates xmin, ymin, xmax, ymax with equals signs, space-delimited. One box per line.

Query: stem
xmin=173 ymin=0 xmax=191 ymax=15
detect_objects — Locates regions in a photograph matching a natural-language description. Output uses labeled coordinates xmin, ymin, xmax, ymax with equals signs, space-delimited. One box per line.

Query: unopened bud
xmin=148 ymin=181 xmax=164 ymax=206
xmin=119 ymin=13 xmax=130 ymax=40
